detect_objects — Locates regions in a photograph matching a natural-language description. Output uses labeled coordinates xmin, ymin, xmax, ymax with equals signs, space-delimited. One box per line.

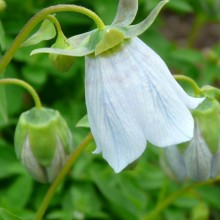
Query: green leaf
xmin=76 ymin=115 xmax=90 ymax=128
xmin=0 ymin=139 xmax=24 ymax=179
xmin=0 ymin=75 xmax=8 ymax=126
xmin=3 ymin=176 xmax=33 ymax=209
xmin=21 ymin=19 xmax=56 ymax=47
xmin=168 ymin=0 xmax=193 ymax=13
xmin=0 ymin=21 xmax=6 ymax=51
xmin=0 ymin=208 xmax=23 ymax=220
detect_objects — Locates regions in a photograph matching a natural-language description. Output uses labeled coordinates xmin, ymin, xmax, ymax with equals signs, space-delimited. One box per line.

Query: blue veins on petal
xmin=85 ymin=37 xmax=204 ymax=172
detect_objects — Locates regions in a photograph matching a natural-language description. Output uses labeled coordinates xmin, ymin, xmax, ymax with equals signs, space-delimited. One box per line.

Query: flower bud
xmin=49 ymin=32 xmax=74 ymax=72
xmin=163 ymin=97 xmax=220 ymax=182
xmin=14 ymin=107 xmax=73 ymax=183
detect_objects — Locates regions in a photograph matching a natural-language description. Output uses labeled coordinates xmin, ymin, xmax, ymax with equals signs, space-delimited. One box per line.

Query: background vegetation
xmin=0 ymin=0 xmax=220 ymax=219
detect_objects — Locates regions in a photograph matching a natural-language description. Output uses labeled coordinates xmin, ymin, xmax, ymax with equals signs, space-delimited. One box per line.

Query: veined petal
xmin=184 ymin=121 xmax=212 ymax=181
xmin=165 ymin=146 xmax=186 ymax=181
xmin=129 ymin=38 xmax=204 ymax=109
xmin=127 ymin=38 xmax=199 ymax=146
xmin=85 ymin=54 xmax=147 ymax=172
xmin=112 ymin=0 xmax=138 ymax=26
xmin=125 ymin=0 xmax=169 ymax=38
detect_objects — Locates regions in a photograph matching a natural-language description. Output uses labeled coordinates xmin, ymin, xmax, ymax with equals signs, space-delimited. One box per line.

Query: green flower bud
xmin=193 ymin=98 xmax=220 ymax=153
xmin=14 ymin=107 xmax=73 ymax=183
xmin=162 ymin=96 xmax=220 ymax=182
xmin=49 ymin=32 xmax=74 ymax=72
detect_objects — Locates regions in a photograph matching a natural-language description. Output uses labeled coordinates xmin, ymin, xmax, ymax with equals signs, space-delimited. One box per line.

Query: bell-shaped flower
xmin=30 ymin=0 xmax=204 ymax=172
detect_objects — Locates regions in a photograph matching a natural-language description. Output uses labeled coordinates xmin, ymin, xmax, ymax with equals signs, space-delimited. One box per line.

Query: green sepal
xmin=21 ymin=19 xmax=56 ymax=47
xmin=95 ymin=28 xmax=125 ymax=56
xmin=201 ymin=85 xmax=220 ymax=100
xmin=49 ymin=31 xmax=75 ymax=72
xmin=125 ymin=0 xmax=169 ymax=38
xmin=193 ymin=98 xmax=220 ymax=153
xmin=15 ymin=107 xmax=72 ymax=166
xmin=112 ymin=0 xmax=138 ymax=26
xmin=76 ymin=114 xmax=90 ymax=128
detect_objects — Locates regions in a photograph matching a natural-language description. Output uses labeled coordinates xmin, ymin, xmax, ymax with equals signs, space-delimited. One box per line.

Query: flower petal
xmin=184 ymin=121 xmax=212 ymax=181
xmin=127 ymin=38 xmax=199 ymax=146
xmin=112 ymin=0 xmax=138 ymax=26
xmin=165 ymin=146 xmax=186 ymax=181
xmin=85 ymin=54 xmax=147 ymax=173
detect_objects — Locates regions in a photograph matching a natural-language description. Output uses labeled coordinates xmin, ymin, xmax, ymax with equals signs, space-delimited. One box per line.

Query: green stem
xmin=0 ymin=78 xmax=41 ymax=109
xmin=142 ymin=176 xmax=220 ymax=220
xmin=34 ymin=132 xmax=93 ymax=220
xmin=0 ymin=4 xmax=105 ymax=73
xmin=174 ymin=74 xmax=202 ymax=96
xmin=47 ymin=15 xmax=62 ymax=33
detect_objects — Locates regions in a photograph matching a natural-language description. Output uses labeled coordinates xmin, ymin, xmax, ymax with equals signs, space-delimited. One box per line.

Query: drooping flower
xmin=31 ymin=0 xmax=204 ymax=172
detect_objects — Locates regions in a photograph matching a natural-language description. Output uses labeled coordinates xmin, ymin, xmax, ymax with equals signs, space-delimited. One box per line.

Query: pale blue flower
xmin=85 ymin=37 xmax=204 ymax=172
xmin=31 ymin=0 xmax=204 ymax=172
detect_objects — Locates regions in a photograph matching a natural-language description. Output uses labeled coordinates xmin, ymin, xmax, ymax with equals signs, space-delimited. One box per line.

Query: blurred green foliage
xmin=0 ymin=0 xmax=220 ymax=219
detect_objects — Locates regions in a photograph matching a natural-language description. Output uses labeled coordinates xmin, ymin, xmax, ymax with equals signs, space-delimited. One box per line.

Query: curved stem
xmin=34 ymin=132 xmax=93 ymax=220
xmin=47 ymin=15 xmax=62 ymax=33
xmin=142 ymin=176 xmax=220 ymax=220
xmin=174 ymin=75 xmax=202 ymax=96
xmin=0 ymin=4 xmax=105 ymax=73
xmin=0 ymin=78 xmax=41 ymax=109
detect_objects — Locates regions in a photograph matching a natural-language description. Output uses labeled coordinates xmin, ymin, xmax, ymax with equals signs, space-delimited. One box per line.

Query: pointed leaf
xmin=0 ymin=208 xmax=23 ymax=220
xmin=21 ymin=19 xmax=56 ymax=47
xmin=76 ymin=115 xmax=90 ymax=128
xmin=112 ymin=0 xmax=138 ymax=26
xmin=0 ymin=75 xmax=8 ymax=126
xmin=125 ymin=0 xmax=169 ymax=37
xmin=0 ymin=21 xmax=6 ymax=51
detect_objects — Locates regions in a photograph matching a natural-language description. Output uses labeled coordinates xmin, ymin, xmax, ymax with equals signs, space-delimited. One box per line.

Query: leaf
xmin=0 ymin=21 xmax=6 ymax=51
xmin=168 ymin=0 xmax=193 ymax=13
xmin=0 ymin=208 xmax=23 ymax=220
xmin=21 ymin=19 xmax=56 ymax=47
xmin=3 ymin=176 xmax=33 ymax=209
xmin=0 ymin=139 xmax=24 ymax=179
xmin=0 ymin=75 xmax=9 ymax=126
xmin=76 ymin=115 xmax=90 ymax=128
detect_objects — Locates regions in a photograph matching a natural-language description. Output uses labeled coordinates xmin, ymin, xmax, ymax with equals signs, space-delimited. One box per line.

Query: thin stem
xmin=174 ymin=74 xmax=202 ymax=96
xmin=0 ymin=4 xmax=105 ymax=73
xmin=47 ymin=15 xmax=62 ymax=33
xmin=142 ymin=176 xmax=220 ymax=220
xmin=0 ymin=78 xmax=41 ymax=109
xmin=34 ymin=132 xmax=93 ymax=220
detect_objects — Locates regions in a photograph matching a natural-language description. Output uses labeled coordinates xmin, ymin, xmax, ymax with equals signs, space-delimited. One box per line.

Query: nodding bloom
xmin=31 ymin=0 xmax=204 ymax=172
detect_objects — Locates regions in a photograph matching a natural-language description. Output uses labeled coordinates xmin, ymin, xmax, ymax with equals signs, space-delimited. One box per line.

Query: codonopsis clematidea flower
xmin=31 ymin=0 xmax=204 ymax=172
